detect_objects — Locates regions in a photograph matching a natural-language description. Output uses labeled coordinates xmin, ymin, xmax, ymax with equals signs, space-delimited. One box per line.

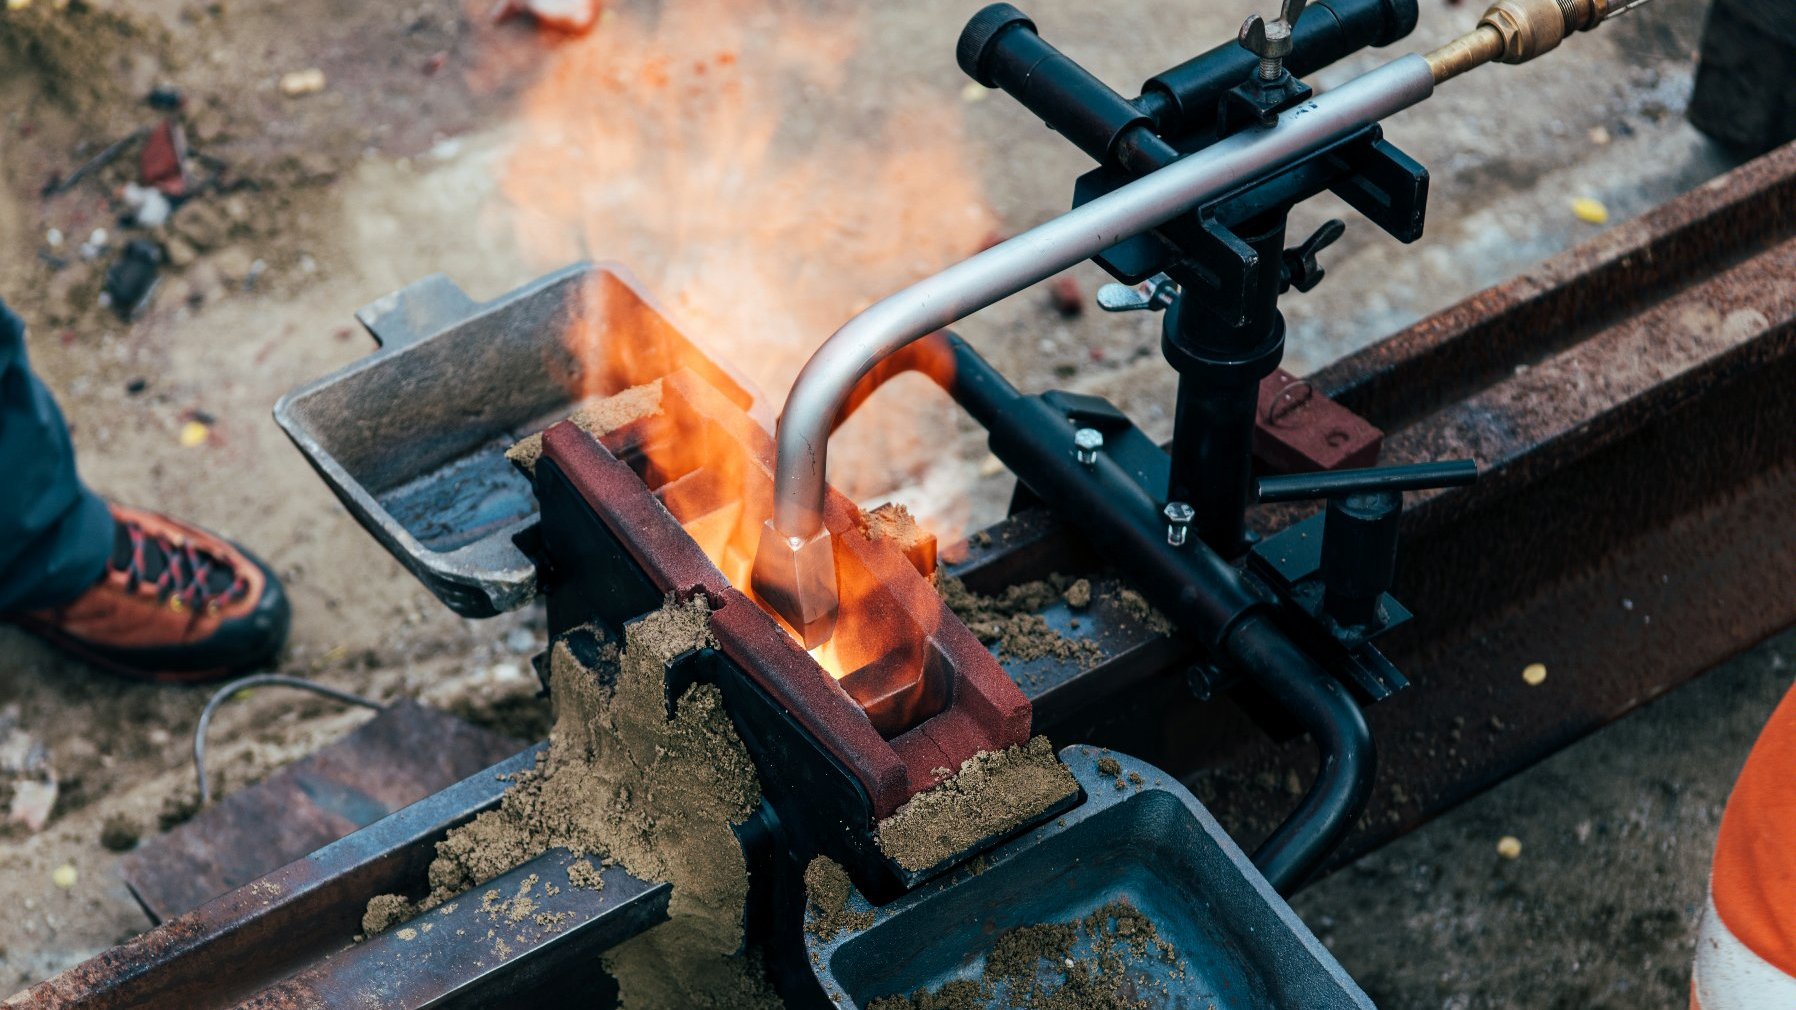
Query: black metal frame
xmin=945 ymin=1 xmax=1483 ymax=891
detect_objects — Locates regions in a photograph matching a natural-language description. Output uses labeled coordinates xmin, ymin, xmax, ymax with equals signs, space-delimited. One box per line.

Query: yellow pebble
xmin=6 ymin=0 xmax=33 ymax=10
xmin=1572 ymin=197 xmax=1609 ymax=225
xmin=51 ymin=863 xmax=78 ymax=889
xmin=179 ymin=420 xmax=210 ymax=447
xmin=279 ymin=68 xmax=328 ymax=98
xmin=1522 ymin=662 xmax=1548 ymax=686
xmin=1496 ymin=836 xmax=1522 ymax=860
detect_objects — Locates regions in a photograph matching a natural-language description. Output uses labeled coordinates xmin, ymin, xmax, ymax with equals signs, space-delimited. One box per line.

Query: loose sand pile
xmin=369 ymin=595 xmax=780 ymax=1009
xmin=938 ymin=574 xmax=1102 ymax=667
xmin=803 ymin=856 xmax=875 ymax=943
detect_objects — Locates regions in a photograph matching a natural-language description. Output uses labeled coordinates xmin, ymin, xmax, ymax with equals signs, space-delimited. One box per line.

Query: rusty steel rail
xmin=963 ymin=140 xmax=1796 ymax=868
xmin=4 ymin=743 xmax=671 ymax=1010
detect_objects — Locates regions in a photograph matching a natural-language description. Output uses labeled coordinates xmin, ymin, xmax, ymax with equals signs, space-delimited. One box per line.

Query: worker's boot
xmin=8 ymin=504 xmax=290 ymax=683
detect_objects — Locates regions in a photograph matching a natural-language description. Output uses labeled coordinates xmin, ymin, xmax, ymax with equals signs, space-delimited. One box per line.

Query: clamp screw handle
xmin=1096 ymin=274 xmax=1179 ymax=313
xmin=1239 ymin=0 xmax=1309 ymax=80
xmin=1281 ymin=219 xmax=1347 ymax=293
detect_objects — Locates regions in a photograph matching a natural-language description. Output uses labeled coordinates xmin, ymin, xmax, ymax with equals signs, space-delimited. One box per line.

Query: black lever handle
xmin=1255 ymin=458 xmax=1477 ymax=504
xmin=1256 ymin=459 xmax=1476 ymax=628
xmin=1281 ymin=218 xmax=1347 ymax=293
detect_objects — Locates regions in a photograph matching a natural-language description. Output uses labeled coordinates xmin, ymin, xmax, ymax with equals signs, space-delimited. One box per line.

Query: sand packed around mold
xmin=506 ymin=379 xmax=667 ymax=474
xmin=876 ymin=736 xmax=1079 ymax=873
xmin=377 ymin=595 xmax=781 ymax=1009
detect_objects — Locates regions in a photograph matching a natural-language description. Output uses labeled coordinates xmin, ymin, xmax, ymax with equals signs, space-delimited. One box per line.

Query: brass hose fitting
xmin=1424 ymin=0 xmax=1649 ymax=84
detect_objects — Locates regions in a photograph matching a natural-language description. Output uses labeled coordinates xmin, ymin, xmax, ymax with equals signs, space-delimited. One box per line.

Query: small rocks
xmin=100 ymin=815 xmax=141 ymax=853
xmin=279 ymin=67 xmax=328 ymax=97
xmin=162 ymin=234 xmax=198 ymax=268
xmin=1047 ymin=274 xmax=1084 ymax=317
xmin=1571 ymin=197 xmax=1609 ymax=226
xmin=495 ymin=0 xmax=599 ymax=34
xmin=8 ymin=780 xmax=59 ymax=834
xmin=120 ymin=182 xmax=171 ymax=228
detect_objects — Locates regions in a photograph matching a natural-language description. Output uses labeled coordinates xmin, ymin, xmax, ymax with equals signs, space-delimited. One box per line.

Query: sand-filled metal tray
xmin=273 ymin=264 xmax=756 ymax=616
xmin=806 ymin=746 xmax=1374 ymax=1009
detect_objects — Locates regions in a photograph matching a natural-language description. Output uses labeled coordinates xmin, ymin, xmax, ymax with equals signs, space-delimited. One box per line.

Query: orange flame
xmin=493 ymin=1 xmax=989 ymax=730
xmin=497 ymin=0 xmax=995 ymax=531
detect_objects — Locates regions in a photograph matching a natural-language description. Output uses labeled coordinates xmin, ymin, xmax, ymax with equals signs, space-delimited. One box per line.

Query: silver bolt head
xmin=1074 ymin=427 xmax=1103 ymax=464
xmin=1165 ymin=501 xmax=1195 ymax=547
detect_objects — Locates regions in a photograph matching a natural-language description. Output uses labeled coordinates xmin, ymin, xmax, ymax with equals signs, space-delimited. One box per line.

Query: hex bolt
xmin=1074 ymin=427 xmax=1104 ymax=465
xmin=1164 ymin=501 xmax=1195 ymax=546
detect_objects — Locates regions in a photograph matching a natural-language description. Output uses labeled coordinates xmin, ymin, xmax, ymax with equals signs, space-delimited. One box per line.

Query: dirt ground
xmin=0 ymin=0 xmax=1763 ymax=1005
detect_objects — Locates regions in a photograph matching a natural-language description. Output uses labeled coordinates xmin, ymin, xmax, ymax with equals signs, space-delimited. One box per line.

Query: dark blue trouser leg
xmin=0 ymin=300 xmax=114 ymax=613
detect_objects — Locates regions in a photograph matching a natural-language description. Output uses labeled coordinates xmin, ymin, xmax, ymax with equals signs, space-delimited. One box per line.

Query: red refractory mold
xmin=538 ymin=367 xmax=1031 ymax=818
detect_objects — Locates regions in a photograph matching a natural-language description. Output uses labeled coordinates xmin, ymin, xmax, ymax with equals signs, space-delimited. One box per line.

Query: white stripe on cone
xmin=1694 ymin=889 xmax=1796 ymax=1009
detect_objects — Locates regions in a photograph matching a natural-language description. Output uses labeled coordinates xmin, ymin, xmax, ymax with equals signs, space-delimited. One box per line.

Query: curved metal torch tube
xmin=768 ymin=54 xmax=1437 ymax=542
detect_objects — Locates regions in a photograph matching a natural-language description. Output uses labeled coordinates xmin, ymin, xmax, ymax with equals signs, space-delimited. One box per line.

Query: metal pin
xmin=1164 ymin=501 xmax=1195 ymax=546
xmin=1074 ymin=428 xmax=1104 ymax=465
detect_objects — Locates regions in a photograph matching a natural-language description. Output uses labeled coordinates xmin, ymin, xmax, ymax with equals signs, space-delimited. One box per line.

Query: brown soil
xmin=867 ymin=899 xmax=1179 ymax=1010
xmin=1111 ymin=589 xmax=1172 ymax=636
xmin=361 ymin=892 xmax=415 ymax=937
xmin=802 ymin=856 xmax=874 ymax=943
xmin=566 ymin=857 xmax=604 ymax=892
xmin=0 ymin=4 xmax=156 ymax=118
xmin=938 ymin=574 xmax=1101 ymax=668
xmin=876 ymin=736 xmax=1078 ymax=873
xmin=404 ymin=596 xmax=780 ymax=1009
xmin=1061 ymin=580 xmax=1091 ymax=610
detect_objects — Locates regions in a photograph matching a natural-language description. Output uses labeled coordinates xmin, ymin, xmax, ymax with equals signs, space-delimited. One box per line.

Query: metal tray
xmin=807 ymin=746 xmax=1374 ymax=1009
xmin=273 ymin=263 xmax=756 ymax=617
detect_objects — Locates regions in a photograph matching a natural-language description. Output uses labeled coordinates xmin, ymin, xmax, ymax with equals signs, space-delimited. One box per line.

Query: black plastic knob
xmin=957 ymin=3 xmax=1036 ymax=87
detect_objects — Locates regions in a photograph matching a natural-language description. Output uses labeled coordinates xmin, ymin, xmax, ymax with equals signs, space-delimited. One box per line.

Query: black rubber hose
xmin=1226 ymin=613 xmax=1375 ymax=894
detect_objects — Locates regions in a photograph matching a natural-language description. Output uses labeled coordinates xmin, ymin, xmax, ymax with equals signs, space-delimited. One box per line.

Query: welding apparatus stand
xmin=946 ymin=0 xmax=1483 ymax=892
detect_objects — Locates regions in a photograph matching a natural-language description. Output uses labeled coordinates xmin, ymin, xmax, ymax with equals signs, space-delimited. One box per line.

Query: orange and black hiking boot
xmin=9 ymin=505 xmax=290 ymax=683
